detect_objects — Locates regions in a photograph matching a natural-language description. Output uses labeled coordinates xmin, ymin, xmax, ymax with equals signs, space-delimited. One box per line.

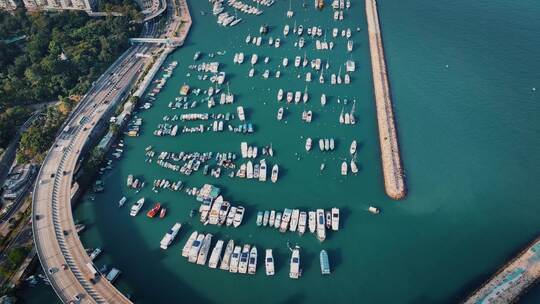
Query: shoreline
xmin=365 ymin=0 xmax=406 ymax=200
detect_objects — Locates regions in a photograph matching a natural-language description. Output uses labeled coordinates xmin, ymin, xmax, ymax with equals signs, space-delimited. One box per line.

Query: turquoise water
xmin=22 ymin=0 xmax=540 ymax=303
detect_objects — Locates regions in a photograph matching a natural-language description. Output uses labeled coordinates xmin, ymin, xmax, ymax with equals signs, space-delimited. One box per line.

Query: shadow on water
xmin=279 ymin=292 xmax=306 ymax=304
xmin=327 ymin=248 xmax=343 ymax=273
xmin=339 ymin=206 xmax=352 ymax=230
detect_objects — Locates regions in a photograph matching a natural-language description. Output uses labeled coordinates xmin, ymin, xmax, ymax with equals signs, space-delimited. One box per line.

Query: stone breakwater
xmin=365 ymin=0 xmax=406 ymax=200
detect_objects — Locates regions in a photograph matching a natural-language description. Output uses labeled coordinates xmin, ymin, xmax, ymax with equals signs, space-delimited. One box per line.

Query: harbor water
xmin=21 ymin=0 xmax=540 ymax=303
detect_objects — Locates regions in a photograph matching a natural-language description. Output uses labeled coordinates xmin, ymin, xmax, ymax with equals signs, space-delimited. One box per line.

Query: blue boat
xmin=256 ymin=211 xmax=264 ymax=226
xmin=320 ymin=250 xmax=330 ymax=275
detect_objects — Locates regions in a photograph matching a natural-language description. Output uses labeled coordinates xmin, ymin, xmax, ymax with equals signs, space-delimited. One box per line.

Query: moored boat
xmin=271 ymin=164 xmax=279 ymax=183
xmin=316 ymin=209 xmax=326 ymax=242
xmin=248 ymin=246 xmax=258 ymax=274
xmin=320 ymin=250 xmax=331 ymax=275
xmin=234 ymin=206 xmax=245 ymax=227
xmin=160 ymin=222 xmax=181 ymax=250
xmin=130 ymin=198 xmax=144 ymax=216
xmin=196 ymin=233 xmax=213 ymax=265
xmin=308 ymin=211 xmax=316 ymax=233
xmin=188 ymin=234 xmax=205 ymax=263
xmin=265 ymin=249 xmax=275 ymax=275
xmin=238 ymin=244 xmax=251 ymax=274
xmin=331 ymin=208 xmax=340 ymax=231
xmin=220 ymin=240 xmax=235 ymax=270
xmin=182 ymin=231 xmax=198 ymax=257
xmin=289 ymin=247 xmax=301 ymax=279
xmin=208 ymin=239 xmax=224 ymax=268
xmin=229 ymin=246 xmax=242 ymax=273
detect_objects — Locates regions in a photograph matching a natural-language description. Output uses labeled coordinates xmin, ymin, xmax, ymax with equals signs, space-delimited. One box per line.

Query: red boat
xmin=159 ymin=208 xmax=167 ymax=218
xmin=147 ymin=203 xmax=161 ymax=218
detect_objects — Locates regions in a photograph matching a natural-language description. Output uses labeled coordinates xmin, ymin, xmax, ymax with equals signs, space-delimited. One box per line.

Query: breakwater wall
xmin=365 ymin=0 xmax=406 ymax=200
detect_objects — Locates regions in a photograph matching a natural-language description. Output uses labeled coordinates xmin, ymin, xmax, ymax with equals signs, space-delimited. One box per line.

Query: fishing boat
xmin=226 ymin=206 xmax=237 ymax=226
xmin=368 ymin=206 xmax=380 ymax=214
xmin=277 ymin=89 xmax=284 ymax=101
xmin=229 ymin=246 xmax=242 ymax=273
xmin=246 ymin=161 xmax=254 ymax=179
xmin=298 ymin=211 xmax=307 ymax=235
xmin=234 ymin=206 xmax=245 ymax=227
xmin=316 ymin=209 xmax=326 ymax=242
xmin=286 ymin=91 xmax=293 ymax=103
xmin=271 ymin=164 xmax=279 ymax=183
xmin=341 ymin=161 xmax=348 ymax=176
xmin=289 ymin=247 xmax=301 ymax=279
xmin=160 ymin=222 xmax=181 ymax=250
xmin=130 ymin=198 xmax=144 ymax=216
xmin=182 ymin=231 xmax=198 ymax=257
xmin=238 ymin=244 xmax=251 ymax=274
xmin=256 ymin=211 xmax=263 ymax=226
xmin=251 ymin=53 xmax=258 ymax=65
xmin=350 ymin=157 xmax=358 ymax=174
xmin=220 ymin=240 xmax=235 ymax=270
xmin=350 ymin=140 xmax=357 ymax=155
xmin=248 ymin=246 xmax=258 ymax=274
xmin=308 ymin=211 xmax=316 ymax=233
xmin=237 ymin=106 xmax=246 ymax=121
xmin=289 ymin=209 xmax=300 ymax=232
xmin=277 ymin=107 xmax=284 ymax=120
xmin=331 ymin=208 xmax=340 ymax=231
xmin=208 ymin=240 xmax=224 ymax=268
xmin=305 ymin=137 xmax=312 ymax=151
xmin=259 ymin=160 xmax=267 ymax=181
xmin=263 ymin=210 xmax=270 ymax=226
xmin=196 ymin=233 xmax=213 ymax=265
xmin=320 ymin=250 xmax=331 ymax=275
xmin=188 ymin=234 xmax=205 ymax=263
xmin=269 ymin=210 xmax=276 ymax=227
xmin=265 ymin=249 xmax=275 ymax=275
xmin=280 ymin=208 xmax=292 ymax=232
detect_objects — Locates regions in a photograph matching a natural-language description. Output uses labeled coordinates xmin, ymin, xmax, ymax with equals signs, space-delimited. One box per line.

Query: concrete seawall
xmin=365 ymin=0 xmax=406 ymax=200
xmin=464 ymin=236 xmax=540 ymax=304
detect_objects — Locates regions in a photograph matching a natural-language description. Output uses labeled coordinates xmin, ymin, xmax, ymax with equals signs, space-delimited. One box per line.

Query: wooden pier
xmin=365 ymin=0 xmax=406 ymax=200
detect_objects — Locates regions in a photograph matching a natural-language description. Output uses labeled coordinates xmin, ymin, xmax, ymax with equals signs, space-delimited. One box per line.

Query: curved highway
xmin=31 ymin=0 xmax=190 ymax=302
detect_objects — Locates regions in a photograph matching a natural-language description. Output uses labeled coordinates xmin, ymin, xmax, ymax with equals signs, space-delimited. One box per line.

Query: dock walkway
xmin=365 ymin=0 xmax=406 ymax=200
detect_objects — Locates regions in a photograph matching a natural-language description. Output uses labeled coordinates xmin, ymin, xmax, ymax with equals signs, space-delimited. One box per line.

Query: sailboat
xmin=339 ymin=108 xmax=345 ymax=124
xmin=303 ymin=85 xmax=309 ymax=103
xmin=341 ymin=161 xmax=348 ymax=176
xmin=337 ymin=66 xmax=342 ymax=84
xmin=302 ymin=52 xmax=308 ymax=67
xmin=350 ymin=154 xmax=359 ymax=174
xmin=319 ymin=67 xmax=325 ymax=84
xmin=286 ymin=0 xmax=294 ymax=17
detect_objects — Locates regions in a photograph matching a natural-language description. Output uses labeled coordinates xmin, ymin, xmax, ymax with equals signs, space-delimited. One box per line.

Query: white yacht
xmin=208 ymin=240 xmax=224 ymax=268
xmin=294 ymin=56 xmax=301 ymax=67
xmin=265 ymin=249 xmax=275 ymax=276
xmin=316 ymin=209 xmax=326 ymax=242
xmin=160 ymin=223 xmax=181 ymax=250
xmin=298 ymin=211 xmax=307 ymax=235
xmin=331 ymin=208 xmax=340 ymax=231
xmin=248 ymin=246 xmax=258 ymax=274
xmin=283 ymin=24 xmax=290 ymax=36
xmin=251 ymin=53 xmax=258 ymax=65
xmin=196 ymin=233 xmax=213 ymax=265
xmin=271 ymin=164 xmax=279 ymax=183
xmin=269 ymin=210 xmax=276 ymax=227
xmin=229 ymin=246 xmax=242 ymax=273
xmin=350 ymin=140 xmax=357 ymax=155
xmin=289 ymin=209 xmax=300 ymax=232
xmin=286 ymin=91 xmax=293 ymax=103
xmin=282 ymin=57 xmax=288 ymax=67
xmin=308 ymin=211 xmax=316 ymax=233
xmin=351 ymin=158 xmax=358 ymax=174
xmin=188 ymin=234 xmax=205 ymax=263
xmin=289 ymin=248 xmax=301 ymax=279
xmin=182 ymin=231 xmax=198 ymax=257
xmin=218 ymin=201 xmax=230 ymax=225
xmin=219 ymin=240 xmax=235 ymax=270
xmin=234 ymin=206 xmax=245 ymax=227
xmin=130 ymin=198 xmax=144 ymax=216
xmin=238 ymin=244 xmax=251 ymax=274
xmin=226 ymin=206 xmax=237 ymax=226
